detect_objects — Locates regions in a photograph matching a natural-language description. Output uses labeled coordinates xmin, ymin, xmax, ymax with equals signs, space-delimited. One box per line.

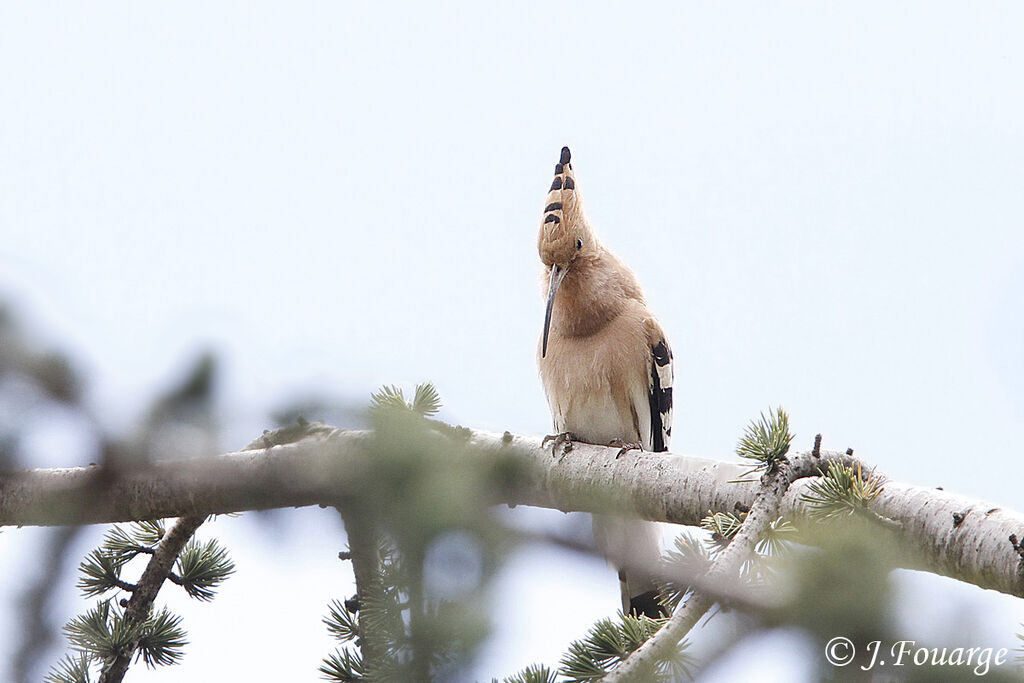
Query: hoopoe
xmin=537 ymin=146 xmax=674 ymax=619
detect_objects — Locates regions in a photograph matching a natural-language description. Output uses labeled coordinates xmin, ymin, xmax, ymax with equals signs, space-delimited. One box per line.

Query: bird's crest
xmin=538 ymin=146 xmax=590 ymax=266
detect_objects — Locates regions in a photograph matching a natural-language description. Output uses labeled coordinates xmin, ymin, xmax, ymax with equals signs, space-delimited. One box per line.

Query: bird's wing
xmin=646 ymin=323 xmax=673 ymax=453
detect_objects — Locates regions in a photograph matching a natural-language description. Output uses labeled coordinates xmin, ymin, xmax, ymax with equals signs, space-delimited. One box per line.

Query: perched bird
xmin=537 ymin=146 xmax=673 ymax=618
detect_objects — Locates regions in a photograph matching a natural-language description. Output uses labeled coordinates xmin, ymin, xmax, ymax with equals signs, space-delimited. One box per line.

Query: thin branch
xmin=515 ymin=527 xmax=780 ymax=618
xmin=110 ymin=577 xmax=138 ymax=592
xmin=13 ymin=526 xmax=81 ymax=683
xmin=604 ymin=459 xmax=796 ymax=682
xmin=97 ymin=515 xmax=206 ymax=683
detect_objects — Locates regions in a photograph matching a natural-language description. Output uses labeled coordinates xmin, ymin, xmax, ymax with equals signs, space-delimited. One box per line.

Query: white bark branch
xmin=1 ymin=427 xmax=1021 ymax=599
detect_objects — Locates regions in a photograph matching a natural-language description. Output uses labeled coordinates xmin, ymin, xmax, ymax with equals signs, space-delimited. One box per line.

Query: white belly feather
xmin=539 ymin=303 xmax=653 ymax=450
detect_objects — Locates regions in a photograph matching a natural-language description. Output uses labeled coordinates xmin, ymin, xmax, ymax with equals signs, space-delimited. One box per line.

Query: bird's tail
xmin=592 ymin=515 xmax=667 ymax=619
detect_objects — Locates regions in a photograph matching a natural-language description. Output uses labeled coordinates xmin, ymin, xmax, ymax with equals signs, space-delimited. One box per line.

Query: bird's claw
xmin=609 ymin=439 xmax=642 ymax=458
xmin=543 ymin=432 xmax=576 ymax=456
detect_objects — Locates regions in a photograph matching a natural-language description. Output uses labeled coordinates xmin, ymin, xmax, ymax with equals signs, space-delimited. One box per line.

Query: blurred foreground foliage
xmin=3 ymin=303 xmax=1022 ymax=682
xmin=320 ymin=382 xmax=525 ymax=681
xmin=1 ymin=304 xmax=235 ymax=683
xmin=320 ymin=383 xmax=696 ymax=682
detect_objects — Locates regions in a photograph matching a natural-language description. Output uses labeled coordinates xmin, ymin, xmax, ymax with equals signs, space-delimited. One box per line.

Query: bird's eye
xmin=576 ymin=238 xmax=583 ymax=250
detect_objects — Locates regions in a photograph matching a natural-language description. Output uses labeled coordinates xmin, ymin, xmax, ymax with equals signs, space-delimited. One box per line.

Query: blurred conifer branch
xmin=321 ymin=383 xmax=506 ymax=681
xmin=2 ymin=306 xmax=229 ymax=682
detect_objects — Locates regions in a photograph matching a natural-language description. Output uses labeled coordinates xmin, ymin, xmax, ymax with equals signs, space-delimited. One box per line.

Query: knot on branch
xmin=952 ymin=510 xmax=967 ymax=528
xmin=1011 ymin=534 xmax=1024 ymax=592
xmin=1009 ymin=534 xmax=1024 ymax=561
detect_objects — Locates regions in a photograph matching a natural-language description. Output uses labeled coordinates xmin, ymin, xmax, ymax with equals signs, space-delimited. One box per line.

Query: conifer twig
xmin=603 ymin=458 xmax=796 ymax=682
xmin=97 ymin=515 xmax=205 ymax=683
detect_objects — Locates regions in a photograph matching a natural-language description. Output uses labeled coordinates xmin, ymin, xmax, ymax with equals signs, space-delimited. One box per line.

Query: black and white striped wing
xmin=648 ymin=338 xmax=673 ymax=453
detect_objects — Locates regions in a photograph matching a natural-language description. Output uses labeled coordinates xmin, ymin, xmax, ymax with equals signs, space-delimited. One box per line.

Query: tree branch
xmin=98 ymin=515 xmax=205 ymax=683
xmin=604 ymin=458 xmax=796 ymax=681
xmin=335 ymin=508 xmax=389 ymax=673
xmin=2 ymin=428 xmax=1022 ymax=598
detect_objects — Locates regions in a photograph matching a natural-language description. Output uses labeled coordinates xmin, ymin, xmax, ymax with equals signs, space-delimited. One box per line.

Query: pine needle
xmin=802 ymin=461 xmax=885 ymax=520
xmin=735 ymin=407 xmax=794 ymax=471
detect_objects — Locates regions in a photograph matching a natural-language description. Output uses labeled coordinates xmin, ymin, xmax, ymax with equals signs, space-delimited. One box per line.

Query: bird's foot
xmin=608 ymin=439 xmax=643 ymax=458
xmin=543 ymin=431 xmax=576 ymax=456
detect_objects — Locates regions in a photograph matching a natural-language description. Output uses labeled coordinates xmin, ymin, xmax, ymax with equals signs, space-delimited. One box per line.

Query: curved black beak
xmin=542 ymin=264 xmax=568 ymax=358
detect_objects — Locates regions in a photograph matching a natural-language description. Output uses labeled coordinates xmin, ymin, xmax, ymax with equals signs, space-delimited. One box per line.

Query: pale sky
xmin=2 ymin=2 xmax=1023 ymax=681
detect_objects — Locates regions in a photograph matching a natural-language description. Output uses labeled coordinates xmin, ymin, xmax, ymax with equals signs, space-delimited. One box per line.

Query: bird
xmin=536 ymin=146 xmax=673 ymax=618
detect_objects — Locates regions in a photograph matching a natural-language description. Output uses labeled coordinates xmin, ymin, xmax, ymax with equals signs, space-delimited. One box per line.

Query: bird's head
xmin=538 ymin=146 xmax=596 ymax=357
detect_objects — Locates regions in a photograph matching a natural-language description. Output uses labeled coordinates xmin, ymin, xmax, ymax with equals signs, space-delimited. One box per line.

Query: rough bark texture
xmin=1 ymin=428 xmax=1022 ymax=598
